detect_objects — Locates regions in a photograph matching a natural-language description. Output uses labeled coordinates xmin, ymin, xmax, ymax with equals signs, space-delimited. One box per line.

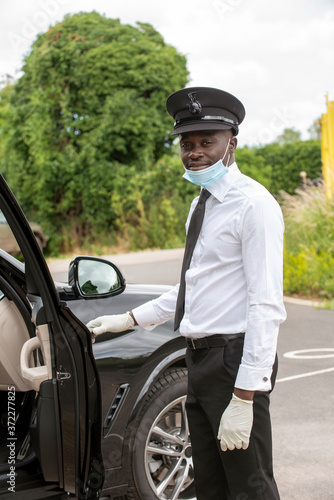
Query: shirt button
xmin=263 ymin=377 xmax=268 ymax=382
xmin=185 ymin=314 xmax=189 ymax=319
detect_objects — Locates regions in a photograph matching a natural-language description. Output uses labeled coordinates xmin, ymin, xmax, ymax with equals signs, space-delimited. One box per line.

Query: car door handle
xmin=20 ymin=336 xmax=48 ymax=392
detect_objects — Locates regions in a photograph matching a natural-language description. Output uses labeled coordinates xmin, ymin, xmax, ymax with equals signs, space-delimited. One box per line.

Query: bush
xmin=235 ymin=147 xmax=272 ymax=191
xmin=108 ymin=153 xmax=199 ymax=251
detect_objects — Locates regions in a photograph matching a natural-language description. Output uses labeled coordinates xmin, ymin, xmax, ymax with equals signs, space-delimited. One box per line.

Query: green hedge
xmin=236 ymin=140 xmax=322 ymax=195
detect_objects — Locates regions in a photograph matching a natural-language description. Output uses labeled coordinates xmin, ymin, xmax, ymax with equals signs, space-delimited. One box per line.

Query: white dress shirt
xmin=133 ymin=163 xmax=286 ymax=391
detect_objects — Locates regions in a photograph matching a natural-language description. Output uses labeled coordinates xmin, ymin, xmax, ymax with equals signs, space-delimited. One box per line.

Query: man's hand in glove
xmin=217 ymin=393 xmax=254 ymax=452
xmin=86 ymin=311 xmax=136 ymax=338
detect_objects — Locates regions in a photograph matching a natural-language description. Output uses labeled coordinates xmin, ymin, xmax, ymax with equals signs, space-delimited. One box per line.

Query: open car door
xmin=0 ymin=174 xmax=104 ymax=499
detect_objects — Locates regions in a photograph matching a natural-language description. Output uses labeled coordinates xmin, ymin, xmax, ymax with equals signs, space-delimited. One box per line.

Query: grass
xmin=281 ymin=184 xmax=334 ymax=304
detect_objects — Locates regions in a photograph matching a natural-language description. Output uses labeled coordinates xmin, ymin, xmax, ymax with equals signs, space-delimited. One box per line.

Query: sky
xmin=0 ymin=0 xmax=334 ymax=147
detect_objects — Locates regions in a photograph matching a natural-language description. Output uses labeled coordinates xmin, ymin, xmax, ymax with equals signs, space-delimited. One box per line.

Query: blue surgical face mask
xmin=182 ymin=138 xmax=231 ymax=187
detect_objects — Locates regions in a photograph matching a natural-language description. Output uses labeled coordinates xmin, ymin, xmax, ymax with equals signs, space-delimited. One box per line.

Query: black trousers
xmin=185 ymin=336 xmax=280 ymax=500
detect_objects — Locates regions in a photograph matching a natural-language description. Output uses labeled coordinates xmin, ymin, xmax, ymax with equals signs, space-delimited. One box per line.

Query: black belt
xmin=186 ymin=333 xmax=244 ymax=350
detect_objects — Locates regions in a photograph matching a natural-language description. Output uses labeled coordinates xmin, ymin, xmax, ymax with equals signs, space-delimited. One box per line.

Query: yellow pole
xmin=321 ymin=93 xmax=334 ymax=198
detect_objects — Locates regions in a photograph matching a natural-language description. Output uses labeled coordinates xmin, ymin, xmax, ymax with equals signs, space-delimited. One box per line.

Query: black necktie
xmin=174 ymin=188 xmax=211 ymax=331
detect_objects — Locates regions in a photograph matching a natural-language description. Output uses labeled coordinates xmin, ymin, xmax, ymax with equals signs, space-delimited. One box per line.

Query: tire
xmin=127 ymin=368 xmax=196 ymax=500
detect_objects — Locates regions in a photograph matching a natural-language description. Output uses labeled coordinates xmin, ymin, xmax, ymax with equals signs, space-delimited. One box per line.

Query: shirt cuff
xmin=132 ymin=302 xmax=161 ymax=331
xmin=235 ymin=364 xmax=273 ymax=392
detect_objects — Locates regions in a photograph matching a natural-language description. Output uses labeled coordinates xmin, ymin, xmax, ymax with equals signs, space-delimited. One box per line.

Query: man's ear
xmin=230 ymin=136 xmax=238 ymax=153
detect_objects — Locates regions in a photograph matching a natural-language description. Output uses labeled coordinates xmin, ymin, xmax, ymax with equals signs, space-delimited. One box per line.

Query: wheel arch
xmin=107 ymin=356 xmax=188 ymax=498
xmin=130 ymin=347 xmax=186 ymax=424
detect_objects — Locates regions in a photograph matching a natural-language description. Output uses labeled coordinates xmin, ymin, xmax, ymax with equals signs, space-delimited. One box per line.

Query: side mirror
xmin=68 ymin=256 xmax=126 ymax=298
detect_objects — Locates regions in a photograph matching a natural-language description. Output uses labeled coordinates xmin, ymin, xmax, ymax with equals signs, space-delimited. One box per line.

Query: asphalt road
xmin=48 ymin=249 xmax=334 ymax=500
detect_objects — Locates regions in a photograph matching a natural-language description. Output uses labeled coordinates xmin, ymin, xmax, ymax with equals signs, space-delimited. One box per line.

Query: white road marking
xmin=277 ymin=366 xmax=334 ymax=383
xmin=284 ymin=348 xmax=334 ymax=359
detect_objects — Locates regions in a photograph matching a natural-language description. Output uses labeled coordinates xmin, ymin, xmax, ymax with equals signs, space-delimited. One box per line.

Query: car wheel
xmin=127 ymin=368 xmax=196 ymax=500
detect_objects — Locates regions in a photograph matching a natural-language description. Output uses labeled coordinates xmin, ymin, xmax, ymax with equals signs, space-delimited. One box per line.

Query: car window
xmin=0 ymin=210 xmax=47 ymax=257
xmin=0 ymin=211 xmax=7 ymax=224
xmin=0 ymin=210 xmax=22 ymax=256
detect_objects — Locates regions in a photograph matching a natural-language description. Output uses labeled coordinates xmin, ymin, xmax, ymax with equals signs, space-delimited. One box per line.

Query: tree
xmin=276 ymin=127 xmax=302 ymax=145
xmin=308 ymin=118 xmax=321 ymax=140
xmin=1 ymin=12 xmax=188 ymax=252
xmin=0 ymin=82 xmax=15 ymax=163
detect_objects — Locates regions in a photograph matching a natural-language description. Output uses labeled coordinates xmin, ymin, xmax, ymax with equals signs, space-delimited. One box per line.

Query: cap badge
xmin=187 ymin=92 xmax=202 ymax=114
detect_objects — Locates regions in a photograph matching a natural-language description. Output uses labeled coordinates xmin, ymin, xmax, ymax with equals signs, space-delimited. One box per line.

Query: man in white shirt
xmin=87 ymin=87 xmax=286 ymax=499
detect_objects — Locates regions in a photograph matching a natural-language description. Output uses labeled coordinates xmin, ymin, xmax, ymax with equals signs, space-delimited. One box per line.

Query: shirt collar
xmin=206 ymin=162 xmax=240 ymax=203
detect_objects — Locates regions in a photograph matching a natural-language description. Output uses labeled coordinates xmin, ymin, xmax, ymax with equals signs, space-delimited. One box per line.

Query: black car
xmin=0 ymin=174 xmax=194 ymax=500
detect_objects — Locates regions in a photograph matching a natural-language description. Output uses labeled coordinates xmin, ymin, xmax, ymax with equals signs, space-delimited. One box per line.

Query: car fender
xmin=130 ymin=346 xmax=187 ymax=423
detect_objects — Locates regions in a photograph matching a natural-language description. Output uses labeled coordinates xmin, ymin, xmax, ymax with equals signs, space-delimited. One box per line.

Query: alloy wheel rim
xmin=144 ymin=395 xmax=196 ymax=500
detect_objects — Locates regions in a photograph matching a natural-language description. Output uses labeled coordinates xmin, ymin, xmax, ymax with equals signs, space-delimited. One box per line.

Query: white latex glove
xmin=86 ymin=312 xmax=135 ymax=337
xmin=217 ymin=393 xmax=253 ymax=452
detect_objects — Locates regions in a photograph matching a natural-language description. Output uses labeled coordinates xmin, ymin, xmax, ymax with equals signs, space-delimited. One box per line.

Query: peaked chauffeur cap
xmin=166 ymin=86 xmax=245 ymax=136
